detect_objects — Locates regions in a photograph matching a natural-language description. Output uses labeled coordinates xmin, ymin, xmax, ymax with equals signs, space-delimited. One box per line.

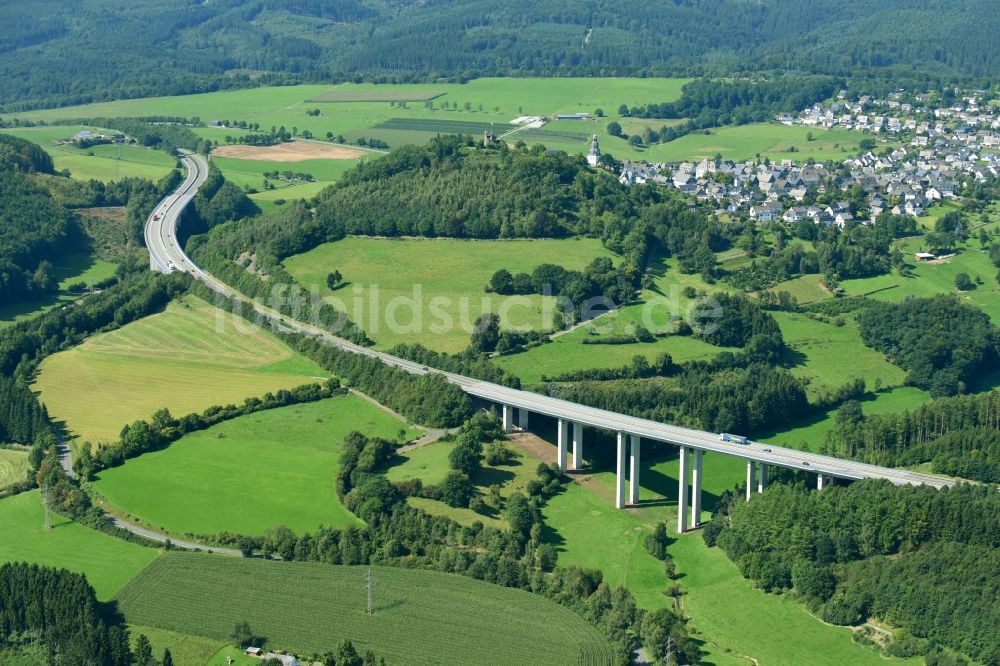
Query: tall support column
xmin=690 ymin=449 xmax=703 ymax=529
xmin=677 ymin=447 xmax=689 ymax=533
xmin=629 ymin=435 xmax=641 ymax=506
xmin=746 ymin=460 xmax=755 ymax=501
xmin=502 ymin=405 xmax=514 ymax=433
xmin=615 ymin=432 xmax=627 ymax=509
xmin=757 ymin=463 xmax=768 ymax=494
xmin=816 ymin=474 xmax=825 ymax=490
xmin=556 ymin=419 xmax=569 ymax=470
xmin=518 ymin=408 xmax=530 ymax=430
xmin=571 ymin=423 xmax=583 ymax=470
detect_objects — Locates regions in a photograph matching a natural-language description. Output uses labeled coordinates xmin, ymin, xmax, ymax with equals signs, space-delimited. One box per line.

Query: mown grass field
xmin=0 ymin=126 xmax=177 ymax=182
xmin=0 ymin=448 xmax=29 ymax=489
xmin=5 ymin=79 xmax=879 ymax=168
xmin=33 ymin=295 xmax=328 ymax=447
xmin=495 ymin=300 xmax=735 ymax=384
xmin=93 ymin=395 xmax=420 ymax=537
xmin=284 ymin=237 xmax=617 ymax=352
xmin=643 ymin=123 xmax=866 ymax=163
xmin=115 ymin=553 xmax=616 ymax=665
xmin=0 ymin=490 xmax=160 ymax=599
xmin=0 ymin=250 xmax=118 ymax=327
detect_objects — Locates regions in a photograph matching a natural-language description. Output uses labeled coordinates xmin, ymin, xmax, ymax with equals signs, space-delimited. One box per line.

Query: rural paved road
xmin=108 ymin=514 xmax=242 ymax=557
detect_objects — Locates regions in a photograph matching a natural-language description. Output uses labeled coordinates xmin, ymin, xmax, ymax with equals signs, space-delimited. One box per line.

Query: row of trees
xmin=705 ymin=481 xmax=1000 ymax=662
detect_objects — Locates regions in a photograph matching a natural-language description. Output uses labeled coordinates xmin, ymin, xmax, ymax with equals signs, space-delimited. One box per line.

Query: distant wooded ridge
xmin=0 ymin=0 xmax=997 ymax=111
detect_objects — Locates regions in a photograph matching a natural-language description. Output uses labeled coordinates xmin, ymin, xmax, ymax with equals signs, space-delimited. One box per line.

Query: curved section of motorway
xmin=146 ymin=153 xmax=954 ymax=490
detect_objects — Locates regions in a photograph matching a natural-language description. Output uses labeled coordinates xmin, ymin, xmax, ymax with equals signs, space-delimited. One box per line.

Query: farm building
xmin=915 ymin=252 xmax=937 ymax=261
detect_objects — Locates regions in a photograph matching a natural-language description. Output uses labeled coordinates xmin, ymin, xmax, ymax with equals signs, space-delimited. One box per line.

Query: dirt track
xmin=212 ymin=140 xmax=366 ymax=162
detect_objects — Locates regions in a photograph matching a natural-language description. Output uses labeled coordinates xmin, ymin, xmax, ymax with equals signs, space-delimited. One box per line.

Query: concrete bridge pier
xmin=817 ymin=473 xmax=827 ymax=490
xmin=745 ymin=460 xmax=755 ymax=501
xmin=690 ymin=449 xmax=703 ymax=529
xmin=518 ymin=408 xmax=530 ymax=430
xmin=677 ymin=447 xmax=689 ymax=533
xmin=629 ymin=435 xmax=641 ymax=505
xmin=571 ymin=423 xmax=583 ymax=470
xmin=757 ymin=463 xmax=768 ymax=494
xmin=615 ymin=432 xmax=628 ymax=509
xmin=557 ymin=419 xmax=570 ymax=470
xmin=502 ymin=405 xmax=515 ymax=433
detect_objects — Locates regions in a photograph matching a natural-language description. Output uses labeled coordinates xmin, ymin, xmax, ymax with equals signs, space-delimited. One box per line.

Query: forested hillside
xmin=0 ymin=0 xmax=997 ymax=110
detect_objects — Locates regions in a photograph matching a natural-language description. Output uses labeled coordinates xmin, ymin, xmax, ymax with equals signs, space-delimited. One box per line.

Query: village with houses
xmin=613 ymin=88 xmax=1000 ymax=238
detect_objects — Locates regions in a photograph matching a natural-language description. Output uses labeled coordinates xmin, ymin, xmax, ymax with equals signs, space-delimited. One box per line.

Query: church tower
xmin=587 ymin=134 xmax=601 ymax=166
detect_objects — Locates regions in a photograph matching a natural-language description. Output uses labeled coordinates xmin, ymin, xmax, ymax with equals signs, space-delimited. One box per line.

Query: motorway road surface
xmin=145 ymin=153 xmax=954 ymax=490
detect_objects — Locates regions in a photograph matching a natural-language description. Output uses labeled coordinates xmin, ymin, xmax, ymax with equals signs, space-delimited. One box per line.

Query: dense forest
xmin=857 ymin=295 xmax=999 ymax=396
xmin=705 ymin=481 xmax=1000 ymax=663
xmin=821 ymin=389 xmax=1000 ymax=481
xmin=0 ymin=0 xmax=997 ymax=110
xmin=0 ymin=562 xmax=132 ymax=665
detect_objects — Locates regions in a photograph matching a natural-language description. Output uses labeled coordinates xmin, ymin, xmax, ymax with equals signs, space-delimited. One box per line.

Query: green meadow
xmin=283 ymin=236 xmax=618 ymax=352
xmin=115 ymin=553 xmax=615 ymax=665
xmin=774 ymin=310 xmax=907 ymax=398
xmin=0 ymin=448 xmax=29 ymax=490
xmin=33 ymin=295 xmax=328 ymax=447
xmin=0 ymin=490 xmax=160 ymax=599
xmin=93 ymin=395 xmax=420 ymax=537
xmin=495 ymin=304 xmax=732 ymax=384
xmin=640 ymin=123 xmax=865 ymax=163
xmin=1 ymin=78 xmax=865 ymax=164
xmin=0 ymin=126 xmax=177 ymax=182
xmin=757 ymin=386 xmax=930 ymax=452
